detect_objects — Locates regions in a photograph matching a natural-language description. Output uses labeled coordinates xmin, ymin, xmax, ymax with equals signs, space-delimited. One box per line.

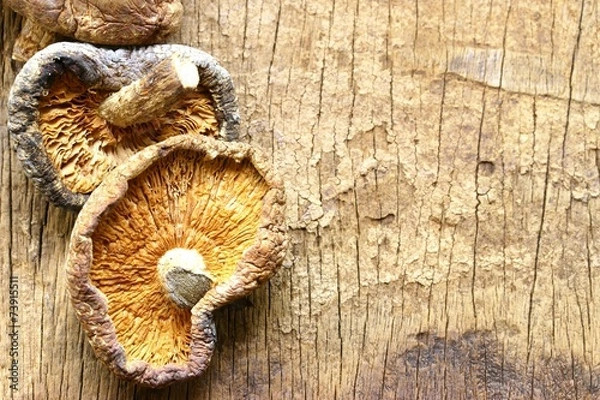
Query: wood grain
xmin=2 ymin=1 xmax=600 ymax=399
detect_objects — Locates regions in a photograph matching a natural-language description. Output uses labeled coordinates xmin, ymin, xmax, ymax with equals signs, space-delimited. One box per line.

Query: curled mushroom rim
xmin=66 ymin=134 xmax=288 ymax=387
xmin=8 ymin=42 xmax=241 ymax=210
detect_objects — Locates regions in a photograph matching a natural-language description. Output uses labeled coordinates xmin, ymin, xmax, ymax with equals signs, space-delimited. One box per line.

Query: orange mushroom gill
xmin=88 ymin=150 xmax=270 ymax=366
xmin=38 ymin=71 xmax=219 ymax=194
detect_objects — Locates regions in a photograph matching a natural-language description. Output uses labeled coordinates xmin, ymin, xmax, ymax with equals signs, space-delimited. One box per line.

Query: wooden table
xmin=1 ymin=1 xmax=599 ymax=398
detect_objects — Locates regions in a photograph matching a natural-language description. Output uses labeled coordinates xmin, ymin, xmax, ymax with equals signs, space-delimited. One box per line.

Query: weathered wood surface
xmin=2 ymin=0 xmax=600 ymax=399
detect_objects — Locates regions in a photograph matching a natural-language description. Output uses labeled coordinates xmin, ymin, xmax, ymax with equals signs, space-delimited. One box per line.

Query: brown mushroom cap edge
xmin=66 ymin=134 xmax=287 ymax=387
xmin=8 ymin=42 xmax=240 ymax=210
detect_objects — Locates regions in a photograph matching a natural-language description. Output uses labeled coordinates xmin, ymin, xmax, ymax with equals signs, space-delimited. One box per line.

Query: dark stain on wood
xmin=385 ymin=330 xmax=600 ymax=399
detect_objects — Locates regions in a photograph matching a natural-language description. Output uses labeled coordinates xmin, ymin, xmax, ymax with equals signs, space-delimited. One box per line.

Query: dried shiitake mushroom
xmin=67 ymin=134 xmax=287 ymax=387
xmin=7 ymin=0 xmax=182 ymax=61
xmin=8 ymin=42 xmax=240 ymax=210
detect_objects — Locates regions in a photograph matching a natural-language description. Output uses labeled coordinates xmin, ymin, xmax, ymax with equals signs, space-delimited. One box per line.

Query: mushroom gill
xmin=88 ymin=150 xmax=270 ymax=366
xmin=38 ymin=71 xmax=218 ymax=194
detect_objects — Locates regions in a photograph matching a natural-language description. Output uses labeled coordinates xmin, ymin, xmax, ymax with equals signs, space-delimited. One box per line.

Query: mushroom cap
xmin=8 ymin=42 xmax=240 ymax=210
xmin=7 ymin=0 xmax=183 ymax=45
xmin=66 ymin=134 xmax=287 ymax=387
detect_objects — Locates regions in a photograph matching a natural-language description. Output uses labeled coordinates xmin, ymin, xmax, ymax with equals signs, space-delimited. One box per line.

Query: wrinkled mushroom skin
xmin=66 ymin=135 xmax=287 ymax=387
xmin=7 ymin=0 xmax=182 ymax=46
xmin=8 ymin=42 xmax=240 ymax=210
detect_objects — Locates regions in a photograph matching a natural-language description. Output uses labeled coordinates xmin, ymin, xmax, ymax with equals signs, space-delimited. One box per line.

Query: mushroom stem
xmin=157 ymin=248 xmax=213 ymax=308
xmin=13 ymin=18 xmax=58 ymax=62
xmin=97 ymin=54 xmax=200 ymax=127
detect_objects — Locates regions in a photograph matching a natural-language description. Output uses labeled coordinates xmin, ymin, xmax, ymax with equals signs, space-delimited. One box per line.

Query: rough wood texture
xmin=2 ymin=1 xmax=600 ymax=399
xmin=11 ymin=18 xmax=58 ymax=62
